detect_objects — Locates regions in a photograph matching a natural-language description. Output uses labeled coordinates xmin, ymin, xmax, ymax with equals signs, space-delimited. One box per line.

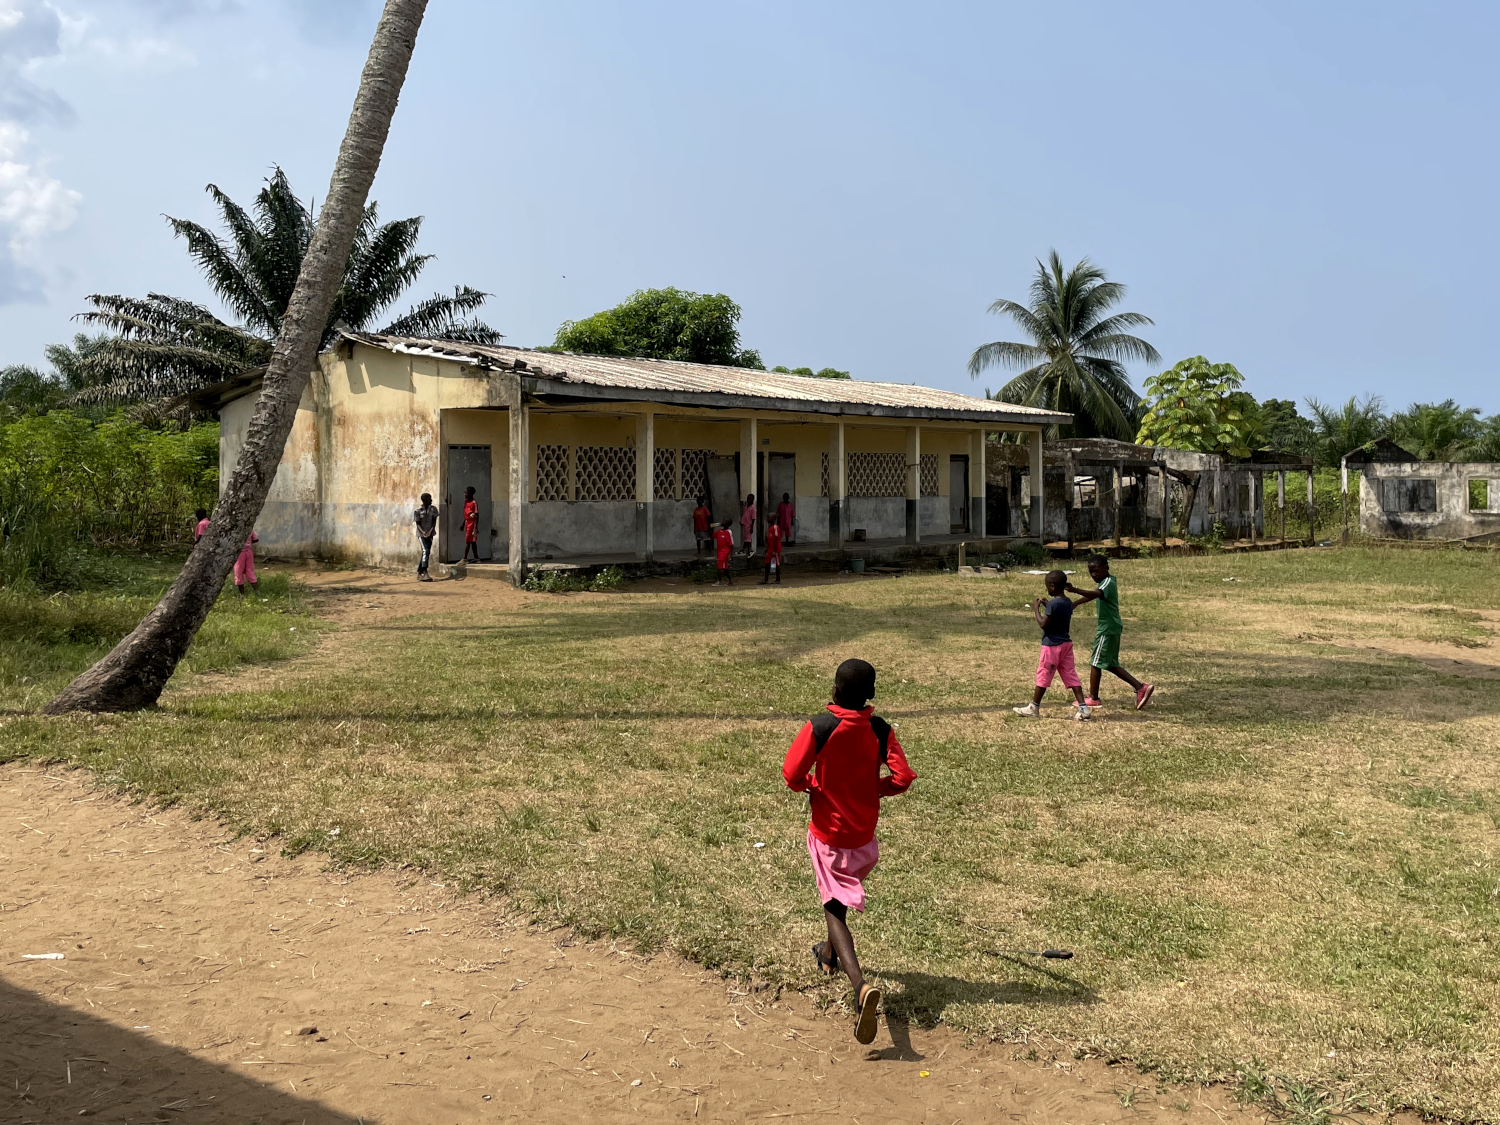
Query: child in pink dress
xmin=234 ymin=531 xmax=259 ymax=596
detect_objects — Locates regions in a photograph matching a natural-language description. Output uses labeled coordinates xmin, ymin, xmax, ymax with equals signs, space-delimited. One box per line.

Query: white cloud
xmin=0 ymin=121 xmax=77 ymax=251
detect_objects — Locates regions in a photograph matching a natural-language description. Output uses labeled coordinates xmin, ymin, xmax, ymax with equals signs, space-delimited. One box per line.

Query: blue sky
xmin=1 ymin=0 xmax=1495 ymax=413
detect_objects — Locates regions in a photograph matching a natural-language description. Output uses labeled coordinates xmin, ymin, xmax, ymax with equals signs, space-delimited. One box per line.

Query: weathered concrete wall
xmin=847 ymin=497 xmax=905 ymax=540
xmin=529 ymin=501 xmax=636 ymax=557
xmin=218 ymin=382 xmax=322 ymax=557
xmin=1359 ymin=462 xmax=1500 ymax=540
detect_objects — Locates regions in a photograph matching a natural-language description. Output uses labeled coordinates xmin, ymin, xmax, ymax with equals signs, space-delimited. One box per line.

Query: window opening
xmin=576 ymin=446 xmax=636 ymax=501
xmin=919 ymin=453 xmax=939 ymax=497
xmin=847 ymin=452 xmax=905 ymax=498
xmin=654 ymin=447 xmax=676 ymax=501
xmin=536 ymin=444 xmax=569 ymax=502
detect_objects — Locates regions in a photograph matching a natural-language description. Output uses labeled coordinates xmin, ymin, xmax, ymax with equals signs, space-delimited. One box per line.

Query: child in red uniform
xmin=782 ymin=658 xmax=916 ymax=1045
xmin=193 ymin=508 xmax=209 ymax=543
xmin=776 ymin=492 xmax=795 ymax=544
xmin=760 ymin=518 xmax=784 ymax=584
xmin=712 ymin=518 xmax=735 ymax=585
xmin=462 ymin=486 xmax=480 ymax=562
xmin=233 ymin=530 xmax=259 ymax=596
xmin=692 ymin=496 xmax=713 ymax=557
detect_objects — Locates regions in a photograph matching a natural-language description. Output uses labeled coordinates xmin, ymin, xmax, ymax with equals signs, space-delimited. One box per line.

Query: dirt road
xmin=1 ymin=766 xmax=1242 ymax=1124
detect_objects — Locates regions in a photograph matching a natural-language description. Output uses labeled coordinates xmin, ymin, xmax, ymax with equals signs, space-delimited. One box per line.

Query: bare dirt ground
xmin=2 ymin=566 xmax=1270 ymax=1122
xmin=2 ymin=768 xmax=1244 ymax=1123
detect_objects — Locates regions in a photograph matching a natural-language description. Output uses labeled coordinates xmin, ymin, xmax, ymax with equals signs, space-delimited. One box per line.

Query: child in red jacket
xmin=782 ymin=658 xmax=916 ymax=1045
xmin=712 ymin=518 xmax=735 ymax=585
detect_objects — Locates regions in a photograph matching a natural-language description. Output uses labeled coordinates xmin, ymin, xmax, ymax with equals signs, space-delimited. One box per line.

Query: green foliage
xmin=522 ymin=565 xmax=626 ymax=594
xmin=969 ymin=250 xmax=1159 ymax=440
xmin=553 ymin=288 xmax=763 ymax=368
xmin=1387 ymin=399 xmax=1490 ymax=462
xmin=1260 ymin=398 xmax=1316 ymax=457
xmin=0 ymin=410 xmax=219 ymax=589
xmin=1304 ymin=396 xmax=1388 ymax=468
xmin=771 ymin=365 xmax=851 ymax=380
xmin=1136 ymin=356 xmax=1264 ymax=459
xmin=74 ymin=168 xmax=499 ymax=410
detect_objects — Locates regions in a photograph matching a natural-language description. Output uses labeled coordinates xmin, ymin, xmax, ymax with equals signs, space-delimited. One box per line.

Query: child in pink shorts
xmin=233 ymin=531 xmax=259 ymax=596
xmin=1013 ymin=569 xmax=1089 ymax=720
xmin=782 ymin=658 xmax=916 ymax=1045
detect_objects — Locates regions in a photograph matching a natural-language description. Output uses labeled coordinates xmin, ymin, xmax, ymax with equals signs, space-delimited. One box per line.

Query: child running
xmin=1012 ymin=569 xmax=1089 ymax=720
xmin=782 ymin=658 xmax=916 ymax=1045
xmin=1067 ymin=554 xmax=1155 ymax=709
xmin=712 ymin=518 xmax=735 ymax=585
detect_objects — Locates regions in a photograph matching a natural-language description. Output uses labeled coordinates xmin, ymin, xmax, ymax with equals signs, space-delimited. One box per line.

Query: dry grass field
xmin=3 ymin=547 xmax=1498 ymax=1120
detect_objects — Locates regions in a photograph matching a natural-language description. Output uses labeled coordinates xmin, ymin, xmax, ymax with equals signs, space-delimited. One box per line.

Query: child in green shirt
xmin=1067 ymin=555 xmax=1155 ymax=710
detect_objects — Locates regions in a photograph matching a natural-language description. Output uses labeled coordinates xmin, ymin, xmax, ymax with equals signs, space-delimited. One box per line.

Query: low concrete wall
xmin=920 ymin=496 xmax=948 ymax=536
xmin=847 ymin=497 xmax=906 ymax=540
xmin=793 ymin=496 xmax=828 ymax=544
xmin=653 ymin=499 xmax=699 ymax=552
xmin=528 ymin=501 xmax=636 ymax=558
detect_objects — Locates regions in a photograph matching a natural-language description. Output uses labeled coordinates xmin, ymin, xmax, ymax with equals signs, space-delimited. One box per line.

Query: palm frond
xmin=967 ymin=339 xmax=1047 ymax=377
xmin=378 ymin=287 xmax=502 ymax=343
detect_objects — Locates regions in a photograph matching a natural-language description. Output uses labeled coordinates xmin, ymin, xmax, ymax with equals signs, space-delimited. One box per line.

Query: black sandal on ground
xmin=853 ymin=982 xmax=881 ymax=1045
xmin=812 ymin=941 xmax=840 ymax=976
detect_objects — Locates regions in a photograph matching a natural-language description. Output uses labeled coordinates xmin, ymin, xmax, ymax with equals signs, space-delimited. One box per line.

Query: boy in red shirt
xmin=760 ymin=518 xmax=784 ymax=584
xmin=782 ymin=658 xmax=916 ymax=1045
xmin=692 ymin=496 xmax=713 ymax=557
xmin=712 ymin=518 xmax=735 ymax=585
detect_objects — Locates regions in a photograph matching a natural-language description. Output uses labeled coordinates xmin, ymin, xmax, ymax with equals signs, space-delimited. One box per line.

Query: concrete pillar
xmin=635 ymin=410 xmax=654 ymax=561
xmin=1159 ymin=464 xmax=1169 ymax=545
xmin=905 ymin=425 xmax=921 ymax=544
xmin=739 ymin=416 xmax=758 ymax=552
xmin=1250 ymin=471 xmax=1259 ymax=543
xmin=507 ymin=396 xmax=529 ymax=586
xmin=1028 ymin=428 xmax=1044 ymax=542
xmin=1112 ymin=462 xmax=1123 ymax=547
xmin=828 ymin=421 xmax=846 ymax=547
xmin=1306 ymin=471 xmax=1316 ymax=546
xmin=1278 ymin=470 xmax=1287 ymax=543
xmin=971 ymin=428 xmax=986 ymax=537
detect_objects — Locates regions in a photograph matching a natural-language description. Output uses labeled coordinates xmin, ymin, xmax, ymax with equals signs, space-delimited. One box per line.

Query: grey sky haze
xmin=1 ymin=0 xmax=1495 ymax=412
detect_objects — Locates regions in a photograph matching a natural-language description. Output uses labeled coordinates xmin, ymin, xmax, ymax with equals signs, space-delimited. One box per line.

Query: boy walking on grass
xmin=1067 ymin=554 xmax=1154 ymax=709
xmin=1013 ymin=569 xmax=1090 ymax=720
xmin=712 ymin=518 xmax=735 ymax=585
xmin=782 ymin=658 xmax=916 ymax=1045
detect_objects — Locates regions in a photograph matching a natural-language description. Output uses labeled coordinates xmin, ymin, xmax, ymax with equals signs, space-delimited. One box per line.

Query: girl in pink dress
xmin=234 ymin=531 xmax=259 ymax=596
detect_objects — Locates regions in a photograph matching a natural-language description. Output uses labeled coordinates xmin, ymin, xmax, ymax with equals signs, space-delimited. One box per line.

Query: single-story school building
xmin=213 ymin=333 xmax=1070 ymax=583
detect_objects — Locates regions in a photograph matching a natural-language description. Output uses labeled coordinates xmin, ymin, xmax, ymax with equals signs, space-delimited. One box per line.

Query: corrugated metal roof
xmin=339 ymin=332 xmax=1071 ymax=426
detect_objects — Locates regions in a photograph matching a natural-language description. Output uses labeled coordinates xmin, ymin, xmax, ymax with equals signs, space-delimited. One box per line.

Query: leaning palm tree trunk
xmin=45 ymin=0 xmax=429 ymax=714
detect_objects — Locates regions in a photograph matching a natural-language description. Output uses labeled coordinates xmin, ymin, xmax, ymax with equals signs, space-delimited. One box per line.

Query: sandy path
xmin=0 ymin=767 xmax=1240 ymax=1125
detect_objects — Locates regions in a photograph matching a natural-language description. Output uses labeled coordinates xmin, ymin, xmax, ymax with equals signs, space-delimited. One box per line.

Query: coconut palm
xmin=73 ymin=167 xmax=498 ymax=409
xmin=968 ymin=251 xmax=1159 ymax=440
xmin=1387 ymin=399 xmax=1485 ymax=461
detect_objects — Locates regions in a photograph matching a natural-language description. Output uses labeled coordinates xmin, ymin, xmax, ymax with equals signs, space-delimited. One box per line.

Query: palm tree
xmin=46 ymin=0 xmax=433 ymax=713
xmin=969 ymin=251 xmax=1159 ymax=440
xmin=1387 ymin=399 xmax=1485 ymax=461
xmin=73 ymin=167 xmax=498 ymax=409
xmin=1305 ymin=396 xmax=1388 ymax=467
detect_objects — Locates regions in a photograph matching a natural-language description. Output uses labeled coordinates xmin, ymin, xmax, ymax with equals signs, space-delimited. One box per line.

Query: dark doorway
xmin=986 ymin=486 xmax=1009 ymax=537
xmin=446 ymin=444 xmax=492 ymax=562
xmin=949 ymin=456 xmax=969 ymax=532
xmin=768 ymin=453 xmax=796 ymax=542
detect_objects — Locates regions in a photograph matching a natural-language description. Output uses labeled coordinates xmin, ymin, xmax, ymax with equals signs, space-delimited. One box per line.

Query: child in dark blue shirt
xmin=1013 ymin=570 xmax=1090 ymax=720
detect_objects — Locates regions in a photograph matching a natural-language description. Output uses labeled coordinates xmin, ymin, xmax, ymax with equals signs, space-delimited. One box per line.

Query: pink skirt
xmin=807 ymin=827 xmax=879 ymax=913
xmin=233 ymin=546 xmax=256 ymax=585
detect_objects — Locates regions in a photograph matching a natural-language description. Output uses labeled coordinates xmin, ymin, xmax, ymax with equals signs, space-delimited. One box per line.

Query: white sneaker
xmin=1012 ymin=703 xmax=1040 ymax=718
xmin=1073 ymin=705 xmax=1091 ymax=721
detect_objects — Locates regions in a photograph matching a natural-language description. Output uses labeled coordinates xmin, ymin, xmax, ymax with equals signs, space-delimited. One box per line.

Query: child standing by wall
xmin=713 ymin=518 xmax=735 ymax=585
xmin=1013 ymin=569 xmax=1089 ymax=720
xmin=692 ymin=496 xmax=713 ymax=557
xmin=782 ymin=658 xmax=916 ymax=1045
xmin=1068 ymin=555 xmax=1154 ymax=709
xmin=740 ymin=493 xmax=757 ymax=556
xmin=462 ymin=486 xmax=480 ymax=563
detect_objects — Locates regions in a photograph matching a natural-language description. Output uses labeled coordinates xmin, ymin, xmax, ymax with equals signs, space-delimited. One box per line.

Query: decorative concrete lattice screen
xmin=820 ymin=452 xmax=829 ymax=497
xmin=919 ymin=454 xmax=939 ymax=497
xmin=536 ymin=445 xmax=569 ymax=501
xmin=654 ymin=447 xmax=676 ymax=500
xmin=680 ymin=449 xmax=710 ymax=501
xmin=847 ymin=452 xmax=905 ymax=498
xmin=576 ymin=446 xmax=636 ymax=501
